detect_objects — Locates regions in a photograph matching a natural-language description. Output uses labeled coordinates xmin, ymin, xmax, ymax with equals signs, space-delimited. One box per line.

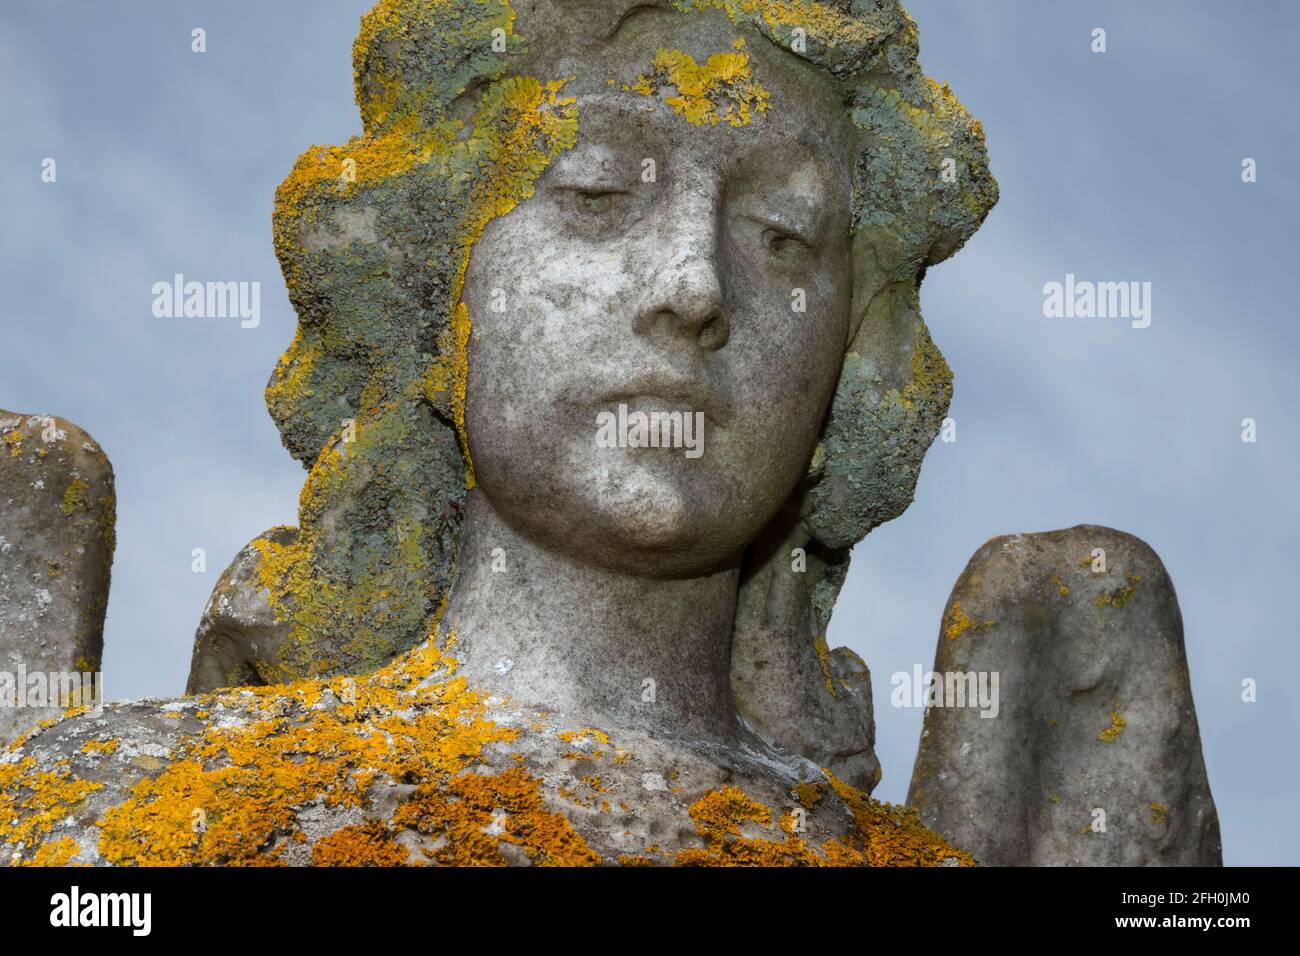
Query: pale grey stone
xmin=0 ymin=410 xmax=114 ymax=744
xmin=907 ymin=525 xmax=1222 ymax=866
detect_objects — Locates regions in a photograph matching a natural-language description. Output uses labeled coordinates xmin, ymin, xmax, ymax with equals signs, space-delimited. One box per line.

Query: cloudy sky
xmin=1 ymin=1 xmax=1295 ymax=864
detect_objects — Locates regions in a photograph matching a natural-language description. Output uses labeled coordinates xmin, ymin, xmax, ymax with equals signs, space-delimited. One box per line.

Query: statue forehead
xmin=554 ymin=93 xmax=848 ymax=198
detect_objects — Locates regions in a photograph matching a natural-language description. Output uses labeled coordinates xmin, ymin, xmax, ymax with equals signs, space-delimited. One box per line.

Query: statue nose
xmin=632 ymin=216 xmax=729 ymax=351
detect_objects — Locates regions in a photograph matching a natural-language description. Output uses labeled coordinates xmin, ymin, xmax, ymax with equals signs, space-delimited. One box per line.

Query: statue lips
xmin=591 ymin=374 xmax=733 ymax=428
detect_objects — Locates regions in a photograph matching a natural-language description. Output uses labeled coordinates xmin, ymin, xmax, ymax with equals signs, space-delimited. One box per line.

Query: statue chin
xmin=579 ymin=472 xmax=697 ymax=558
xmin=483 ymin=465 xmax=742 ymax=579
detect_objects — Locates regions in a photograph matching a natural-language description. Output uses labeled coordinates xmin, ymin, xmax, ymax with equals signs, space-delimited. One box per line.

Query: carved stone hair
xmin=256 ymin=0 xmax=996 ymax=790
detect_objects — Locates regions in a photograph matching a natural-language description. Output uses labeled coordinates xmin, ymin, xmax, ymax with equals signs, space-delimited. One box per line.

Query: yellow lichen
xmin=944 ymin=601 xmax=971 ymax=639
xmin=812 ymin=634 xmax=836 ymax=696
xmin=941 ymin=598 xmax=994 ymax=640
xmin=450 ymin=301 xmax=475 ymax=489
xmin=6 ymin=625 xmax=972 ymax=868
xmin=676 ymin=0 xmax=876 ymax=50
xmin=1098 ymin=709 xmax=1127 ymax=743
xmin=1097 ymin=572 xmax=1140 ymax=609
xmin=626 ymin=42 xmax=771 ymax=128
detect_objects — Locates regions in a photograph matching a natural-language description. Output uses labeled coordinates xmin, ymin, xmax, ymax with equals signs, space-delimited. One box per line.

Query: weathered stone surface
xmin=186 ymin=528 xmax=297 ymax=693
xmin=907 ymin=526 xmax=1222 ymax=866
xmin=0 ymin=411 xmax=114 ymax=744
xmin=1 ymin=634 xmax=969 ymax=867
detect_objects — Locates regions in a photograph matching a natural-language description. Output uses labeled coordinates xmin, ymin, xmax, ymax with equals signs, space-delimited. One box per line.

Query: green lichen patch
xmin=60 ymin=479 xmax=89 ymax=516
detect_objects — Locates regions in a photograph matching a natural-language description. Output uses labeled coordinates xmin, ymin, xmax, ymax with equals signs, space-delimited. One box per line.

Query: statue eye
xmin=570 ymin=189 xmax=626 ymax=214
xmin=553 ymin=184 xmax=638 ymax=240
xmin=762 ymin=225 xmax=811 ymax=257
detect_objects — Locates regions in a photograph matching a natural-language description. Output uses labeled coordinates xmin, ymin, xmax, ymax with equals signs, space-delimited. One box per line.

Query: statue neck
xmin=438 ymin=488 xmax=744 ymax=744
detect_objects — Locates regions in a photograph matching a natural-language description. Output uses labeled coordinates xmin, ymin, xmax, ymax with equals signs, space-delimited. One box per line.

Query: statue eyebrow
xmin=545 ymin=142 xmax=645 ymax=192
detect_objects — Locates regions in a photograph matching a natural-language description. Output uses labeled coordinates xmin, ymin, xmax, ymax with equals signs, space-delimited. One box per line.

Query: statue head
xmin=260 ymin=0 xmax=996 ymax=786
xmin=461 ymin=12 xmax=864 ymax=577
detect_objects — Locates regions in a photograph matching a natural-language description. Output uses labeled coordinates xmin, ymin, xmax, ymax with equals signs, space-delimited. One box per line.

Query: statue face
xmin=462 ymin=22 xmax=858 ymax=577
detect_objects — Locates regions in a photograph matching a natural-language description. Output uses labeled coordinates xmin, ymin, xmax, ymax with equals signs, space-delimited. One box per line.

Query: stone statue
xmin=3 ymin=0 xmax=1002 ymax=866
xmin=185 ymin=0 xmax=994 ymax=792
xmin=0 ymin=411 xmax=113 ymax=745
xmin=909 ymin=526 xmax=1222 ymax=865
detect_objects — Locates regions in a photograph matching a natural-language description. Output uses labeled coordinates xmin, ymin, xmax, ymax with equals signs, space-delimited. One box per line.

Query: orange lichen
xmin=393 ymin=767 xmax=599 ymax=866
xmin=0 ymin=758 xmax=103 ymax=859
xmin=20 ymin=836 xmax=80 ymax=867
xmin=312 ymin=822 xmax=411 ymax=866
xmin=674 ymin=785 xmax=824 ymax=866
xmin=670 ymin=773 xmax=973 ymax=867
xmin=7 ymin=622 xmax=970 ymax=868
xmin=7 ymin=717 xmax=61 ymax=753
xmin=557 ymin=727 xmax=610 ymax=747
xmin=823 ymin=771 xmax=975 ymax=867
xmin=90 ymin=638 xmax=528 ymax=866
xmin=793 ymin=782 xmax=824 ymax=809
